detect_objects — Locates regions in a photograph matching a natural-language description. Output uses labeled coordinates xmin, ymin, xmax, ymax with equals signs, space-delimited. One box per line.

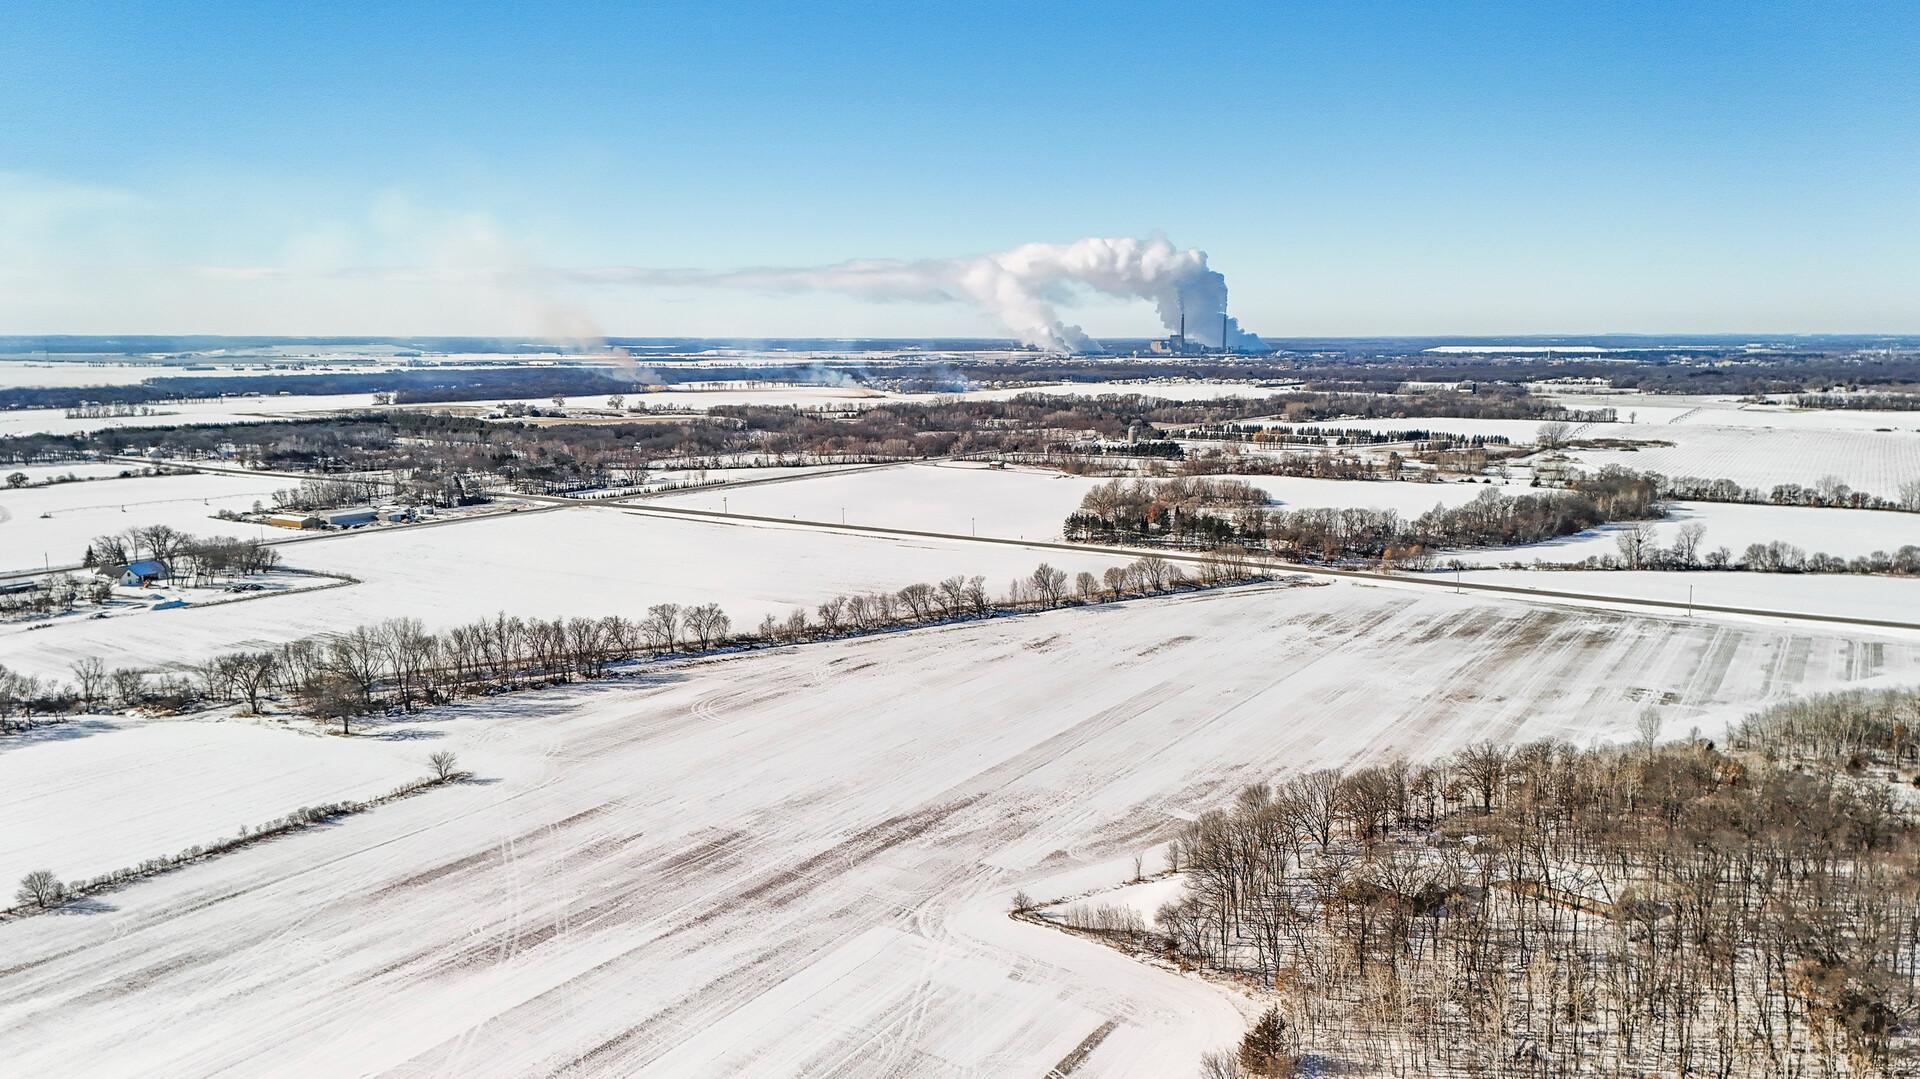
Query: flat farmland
xmin=1563 ymin=424 xmax=1920 ymax=498
xmin=0 ymin=394 xmax=382 ymax=438
xmin=0 ymin=505 xmax=1137 ymax=680
xmin=0 ymin=471 xmax=290 ymax=572
xmin=653 ymin=461 xmax=1499 ymax=540
xmin=0 ymin=719 xmax=424 ymax=887
xmin=2 ymin=583 xmax=1911 ymax=1077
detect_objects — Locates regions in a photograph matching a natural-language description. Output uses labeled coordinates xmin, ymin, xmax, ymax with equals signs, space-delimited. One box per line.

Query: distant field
xmin=1562 ymin=424 xmax=1920 ymax=499
xmin=3 ymin=461 xmax=142 ymax=484
xmin=0 ymin=394 xmax=382 ymax=438
xmin=1541 ymin=391 xmax=1920 ymax=433
xmin=654 ymin=461 xmax=1500 ymax=539
xmin=1 ymin=584 xmax=1910 ymax=1075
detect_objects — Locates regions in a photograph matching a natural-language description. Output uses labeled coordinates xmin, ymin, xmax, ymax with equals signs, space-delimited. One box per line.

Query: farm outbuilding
xmin=323 ymin=507 xmax=378 ymax=528
xmin=264 ymin=513 xmax=323 ymax=530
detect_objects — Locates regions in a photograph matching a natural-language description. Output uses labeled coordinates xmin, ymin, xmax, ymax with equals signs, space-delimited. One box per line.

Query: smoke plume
xmin=567 ymin=236 xmax=1262 ymax=353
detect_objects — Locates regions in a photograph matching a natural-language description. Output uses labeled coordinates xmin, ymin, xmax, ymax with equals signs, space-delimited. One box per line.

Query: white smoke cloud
xmin=564 ymin=236 xmax=1262 ymax=353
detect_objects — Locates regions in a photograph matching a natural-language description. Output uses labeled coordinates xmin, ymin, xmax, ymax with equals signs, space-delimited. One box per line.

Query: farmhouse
xmin=119 ymin=559 xmax=169 ymax=587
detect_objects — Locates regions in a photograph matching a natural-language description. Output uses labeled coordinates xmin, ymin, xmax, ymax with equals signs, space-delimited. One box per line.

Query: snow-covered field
xmin=1 ymin=583 xmax=1911 ymax=1076
xmin=0 ymin=394 xmax=383 ymax=438
xmin=1 ymin=461 xmax=143 ymax=484
xmin=0 ymin=505 xmax=1137 ymax=680
xmin=1540 ymin=391 xmax=1920 ymax=433
xmin=0 ymin=471 xmax=290 ymax=572
xmin=655 ymin=462 xmax=1096 ymax=539
xmin=0 ymin=718 xmax=423 ymax=887
xmin=656 ymin=461 xmax=1503 ymax=540
xmin=1560 ymin=424 xmax=1920 ymax=499
xmin=1449 ymin=569 xmax=1920 ymax=626
xmin=0 ymin=362 xmax=221 ymax=390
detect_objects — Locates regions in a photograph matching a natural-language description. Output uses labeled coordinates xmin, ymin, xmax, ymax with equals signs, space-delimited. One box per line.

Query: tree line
xmin=2 ymin=555 xmax=1260 ymax=736
xmin=80 ymin=526 xmax=282 ymax=583
xmin=1654 ymin=472 xmax=1920 ymax=514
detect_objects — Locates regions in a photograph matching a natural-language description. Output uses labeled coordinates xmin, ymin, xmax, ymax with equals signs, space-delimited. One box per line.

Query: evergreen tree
xmin=1237 ymin=1007 xmax=1291 ymax=1077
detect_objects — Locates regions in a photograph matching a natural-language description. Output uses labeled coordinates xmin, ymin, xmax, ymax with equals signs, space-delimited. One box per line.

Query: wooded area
xmin=1088 ymin=691 xmax=1920 ymax=1076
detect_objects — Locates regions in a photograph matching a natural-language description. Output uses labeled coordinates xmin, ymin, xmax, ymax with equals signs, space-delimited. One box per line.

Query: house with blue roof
xmin=120 ymin=559 xmax=170 ymax=587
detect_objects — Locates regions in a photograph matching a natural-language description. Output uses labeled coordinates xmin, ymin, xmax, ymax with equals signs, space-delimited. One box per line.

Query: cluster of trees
xmin=1148 ymin=697 xmax=1920 ymax=1076
xmin=80 ymin=526 xmax=281 ymax=583
xmin=1730 ymin=687 xmax=1920 ymax=768
xmin=271 ymin=476 xmax=407 ymax=511
xmin=1179 ymin=449 xmax=1410 ymax=482
xmin=59 ymin=401 xmax=163 ymax=419
xmin=1174 ymin=422 xmax=1513 ymax=449
xmin=1065 ymin=477 xmax=1275 ymax=550
xmin=1067 ymin=469 xmax=1661 ymax=565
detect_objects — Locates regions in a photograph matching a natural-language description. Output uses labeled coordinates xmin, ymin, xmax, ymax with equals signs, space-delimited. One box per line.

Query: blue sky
xmin=3 ymin=1 xmax=1916 ymax=337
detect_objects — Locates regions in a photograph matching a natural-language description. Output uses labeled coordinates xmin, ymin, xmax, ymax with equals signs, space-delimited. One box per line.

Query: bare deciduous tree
xmin=684 ymin=603 xmax=730 ymax=650
xmin=15 ymin=870 xmax=63 ymax=909
xmin=642 ymin=603 xmax=683 ymax=651
xmin=1028 ymin=562 xmax=1068 ymax=605
xmin=70 ymin=657 xmax=107 ymax=711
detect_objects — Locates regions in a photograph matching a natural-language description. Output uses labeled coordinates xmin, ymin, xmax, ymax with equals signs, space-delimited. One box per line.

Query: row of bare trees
xmin=1150 ymin=704 xmax=1920 ymax=1076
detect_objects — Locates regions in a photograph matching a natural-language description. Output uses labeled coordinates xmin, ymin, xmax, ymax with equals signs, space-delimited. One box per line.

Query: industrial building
xmin=1145 ymin=309 xmax=1241 ymax=355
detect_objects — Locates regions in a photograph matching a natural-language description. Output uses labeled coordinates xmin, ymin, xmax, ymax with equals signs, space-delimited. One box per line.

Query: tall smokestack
xmin=1178 ymin=307 xmax=1186 ymax=352
xmin=1221 ymin=313 xmax=1229 ymax=353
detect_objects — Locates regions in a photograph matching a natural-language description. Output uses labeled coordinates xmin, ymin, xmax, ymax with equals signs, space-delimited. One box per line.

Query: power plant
xmin=1146 ymin=303 xmax=1238 ymax=355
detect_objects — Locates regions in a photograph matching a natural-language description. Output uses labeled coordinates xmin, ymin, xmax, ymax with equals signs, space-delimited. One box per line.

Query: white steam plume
xmin=564 ymin=236 xmax=1262 ymax=353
